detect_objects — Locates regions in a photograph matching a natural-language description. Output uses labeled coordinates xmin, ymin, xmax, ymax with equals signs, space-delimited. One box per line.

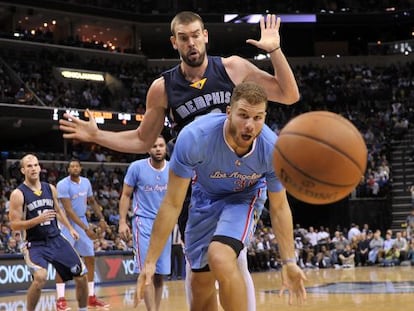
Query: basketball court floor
xmin=1 ymin=266 xmax=413 ymax=311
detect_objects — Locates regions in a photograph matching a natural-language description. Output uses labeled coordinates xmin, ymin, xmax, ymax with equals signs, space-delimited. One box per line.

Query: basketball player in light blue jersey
xmin=119 ymin=136 xmax=170 ymax=311
xmin=136 ymin=82 xmax=307 ymax=311
xmin=56 ymin=159 xmax=109 ymax=311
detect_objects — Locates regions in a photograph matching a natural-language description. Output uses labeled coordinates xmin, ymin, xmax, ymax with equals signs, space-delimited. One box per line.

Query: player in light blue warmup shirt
xmin=56 ymin=159 xmax=109 ymax=310
xmin=119 ymin=136 xmax=170 ymax=311
xmin=136 ymin=82 xmax=307 ymax=311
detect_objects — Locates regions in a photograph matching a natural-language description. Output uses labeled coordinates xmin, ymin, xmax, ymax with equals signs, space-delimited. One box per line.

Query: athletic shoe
xmin=56 ymin=297 xmax=71 ymax=311
xmin=88 ymin=295 xmax=109 ymax=308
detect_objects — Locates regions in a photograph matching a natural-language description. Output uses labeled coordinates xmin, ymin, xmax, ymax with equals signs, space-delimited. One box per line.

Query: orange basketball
xmin=273 ymin=111 xmax=367 ymax=205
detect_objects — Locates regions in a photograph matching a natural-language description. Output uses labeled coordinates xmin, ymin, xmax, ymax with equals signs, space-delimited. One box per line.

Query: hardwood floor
xmin=1 ymin=266 xmax=413 ymax=310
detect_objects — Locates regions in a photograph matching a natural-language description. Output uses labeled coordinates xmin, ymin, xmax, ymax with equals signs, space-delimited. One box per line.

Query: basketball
xmin=273 ymin=111 xmax=367 ymax=205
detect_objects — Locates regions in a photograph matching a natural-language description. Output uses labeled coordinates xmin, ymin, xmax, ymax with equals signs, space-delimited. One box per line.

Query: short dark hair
xmin=68 ymin=158 xmax=81 ymax=167
xmin=171 ymin=11 xmax=204 ymax=36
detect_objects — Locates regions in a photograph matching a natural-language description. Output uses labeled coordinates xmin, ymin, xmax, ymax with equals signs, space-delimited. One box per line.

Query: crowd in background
xmin=248 ymin=221 xmax=414 ymax=271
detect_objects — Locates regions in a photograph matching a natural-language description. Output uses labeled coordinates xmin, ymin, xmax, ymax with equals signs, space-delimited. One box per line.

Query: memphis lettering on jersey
xmin=26 ymin=199 xmax=54 ymax=211
xmin=176 ymin=91 xmax=231 ymax=119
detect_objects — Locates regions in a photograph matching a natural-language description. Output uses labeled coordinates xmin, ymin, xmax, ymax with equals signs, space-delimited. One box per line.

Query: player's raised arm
xmin=225 ymin=14 xmax=300 ymax=105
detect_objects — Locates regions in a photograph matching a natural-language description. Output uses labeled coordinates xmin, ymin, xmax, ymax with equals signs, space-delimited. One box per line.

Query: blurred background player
xmin=56 ymin=159 xmax=109 ymax=311
xmin=118 ymin=136 xmax=170 ymax=311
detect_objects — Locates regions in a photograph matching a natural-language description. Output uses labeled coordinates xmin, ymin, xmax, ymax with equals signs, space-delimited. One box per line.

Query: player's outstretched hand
xmin=279 ymin=263 xmax=307 ymax=305
xmin=135 ymin=262 xmax=156 ymax=307
xmin=246 ymin=14 xmax=281 ymax=53
xmin=59 ymin=109 xmax=98 ymax=142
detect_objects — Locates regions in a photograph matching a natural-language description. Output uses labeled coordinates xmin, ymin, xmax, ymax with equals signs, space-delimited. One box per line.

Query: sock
xmin=238 ymin=247 xmax=256 ymax=311
xmin=184 ymin=260 xmax=192 ymax=307
xmin=88 ymin=282 xmax=94 ymax=297
xmin=78 ymin=307 xmax=87 ymax=311
xmin=56 ymin=283 xmax=66 ymax=299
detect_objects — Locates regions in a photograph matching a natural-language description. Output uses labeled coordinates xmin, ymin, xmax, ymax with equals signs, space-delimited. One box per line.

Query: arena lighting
xmin=58 ymin=68 xmax=105 ymax=82
xmin=254 ymin=53 xmax=268 ymax=60
xmin=224 ymin=14 xmax=316 ymax=23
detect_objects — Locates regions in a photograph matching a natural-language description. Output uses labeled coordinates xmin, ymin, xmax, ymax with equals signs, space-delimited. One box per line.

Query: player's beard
xmin=70 ymin=171 xmax=81 ymax=179
xmin=151 ymin=154 xmax=165 ymax=163
xmin=227 ymin=119 xmax=260 ymax=153
xmin=181 ymin=49 xmax=206 ymax=67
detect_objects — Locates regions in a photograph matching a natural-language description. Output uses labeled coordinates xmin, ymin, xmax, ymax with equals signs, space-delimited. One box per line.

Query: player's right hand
xmin=38 ymin=210 xmax=56 ymax=224
xmin=118 ymin=222 xmax=131 ymax=242
xmin=246 ymin=14 xmax=281 ymax=53
xmin=59 ymin=109 xmax=98 ymax=142
xmin=135 ymin=262 xmax=156 ymax=307
xmin=279 ymin=263 xmax=307 ymax=305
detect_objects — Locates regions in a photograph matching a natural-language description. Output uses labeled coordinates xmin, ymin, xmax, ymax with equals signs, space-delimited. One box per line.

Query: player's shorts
xmin=185 ymin=187 xmax=267 ymax=270
xmin=60 ymin=217 xmax=94 ymax=257
xmin=132 ymin=216 xmax=172 ymax=275
xmin=21 ymin=234 xmax=87 ymax=282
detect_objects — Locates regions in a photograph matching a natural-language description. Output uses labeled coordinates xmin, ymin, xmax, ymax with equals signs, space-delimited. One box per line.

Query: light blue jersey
xmin=125 ymin=158 xmax=171 ymax=274
xmin=170 ymin=113 xmax=284 ymax=269
xmin=57 ymin=176 xmax=92 ymax=217
xmin=171 ymin=113 xmax=282 ymax=196
xmin=124 ymin=158 xmax=169 ymax=219
xmin=57 ymin=176 xmax=94 ymax=256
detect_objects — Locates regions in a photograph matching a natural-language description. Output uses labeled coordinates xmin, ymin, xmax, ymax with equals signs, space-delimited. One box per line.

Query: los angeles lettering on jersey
xmin=209 ymin=171 xmax=262 ymax=181
xmin=143 ymin=184 xmax=168 ymax=192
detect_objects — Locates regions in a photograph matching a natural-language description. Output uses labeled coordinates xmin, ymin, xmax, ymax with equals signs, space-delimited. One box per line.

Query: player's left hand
xmin=246 ymin=14 xmax=281 ymax=53
xmin=99 ymin=218 xmax=108 ymax=231
xmin=85 ymin=227 xmax=97 ymax=240
xmin=279 ymin=263 xmax=307 ymax=305
xmin=135 ymin=262 xmax=156 ymax=307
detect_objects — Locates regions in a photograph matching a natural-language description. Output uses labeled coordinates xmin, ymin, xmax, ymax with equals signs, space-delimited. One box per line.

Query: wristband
xmin=281 ymin=258 xmax=296 ymax=265
xmin=267 ymin=46 xmax=281 ymax=54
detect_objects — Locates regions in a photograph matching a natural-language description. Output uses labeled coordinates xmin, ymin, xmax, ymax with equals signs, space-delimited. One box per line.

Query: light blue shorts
xmin=132 ymin=216 xmax=172 ymax=275
xmin=60 ymin=217 xmax=94 ymax=257
xmin=185 ymin=188 xmax=267 ymax=270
